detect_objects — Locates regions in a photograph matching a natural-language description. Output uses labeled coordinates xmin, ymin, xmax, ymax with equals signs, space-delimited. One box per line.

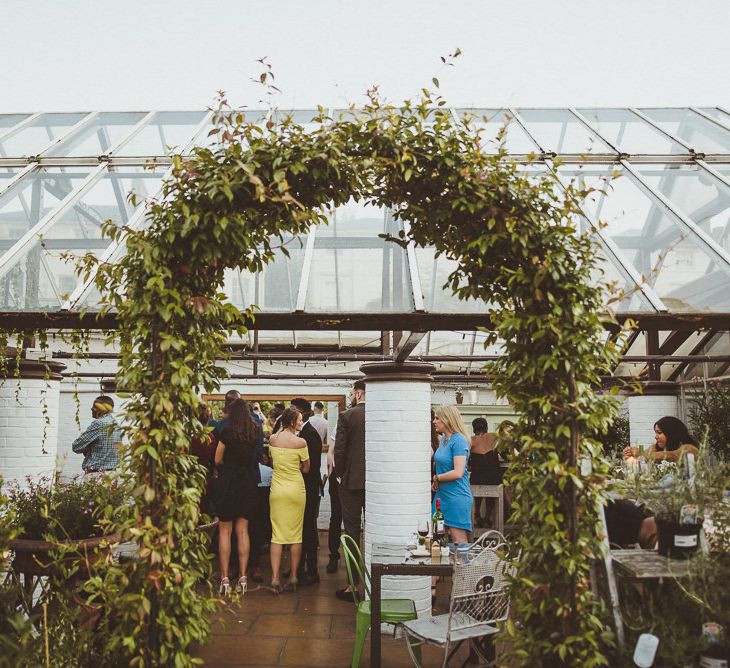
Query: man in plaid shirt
xmin=72 ymin=395 xmax=122 ymax=473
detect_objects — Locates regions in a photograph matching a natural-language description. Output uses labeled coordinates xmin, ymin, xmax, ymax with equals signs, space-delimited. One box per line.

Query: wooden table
xmin=369 ymin=543 xmax=455 ymax=668
xmin=610 ymin=549 xmax=695 ymax=580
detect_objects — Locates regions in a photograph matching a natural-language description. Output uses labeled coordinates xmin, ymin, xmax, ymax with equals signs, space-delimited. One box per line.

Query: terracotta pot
xmin=656 ymin=518 xmax=701 ymax=559
xmin=455 ymin=393 xmax=464 ymax=405
xmin=8 ymin=533 xmax=121 ymax=577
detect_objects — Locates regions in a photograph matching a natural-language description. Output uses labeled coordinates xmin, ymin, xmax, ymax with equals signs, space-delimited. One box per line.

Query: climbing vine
xmin=0 ymin=81 xmax=627 ymax=665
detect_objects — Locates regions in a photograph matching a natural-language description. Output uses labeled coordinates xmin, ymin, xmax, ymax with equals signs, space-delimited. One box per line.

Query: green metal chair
xmin=340 ymin=534 xmax=418 ymax=667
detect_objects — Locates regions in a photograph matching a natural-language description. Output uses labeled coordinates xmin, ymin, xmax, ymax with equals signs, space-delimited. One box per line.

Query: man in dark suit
xmin=333 ymin=380 xmax=366 ymax=601
xmin=290 ymin=397 xmax=323 ymax=586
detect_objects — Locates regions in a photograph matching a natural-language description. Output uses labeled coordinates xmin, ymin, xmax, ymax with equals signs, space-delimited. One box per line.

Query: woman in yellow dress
xmin=268 ymin=407 xmax=310 ymax=592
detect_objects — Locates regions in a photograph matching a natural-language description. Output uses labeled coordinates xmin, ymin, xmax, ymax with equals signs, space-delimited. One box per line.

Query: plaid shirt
xmin=71 ymin=413 xmax=121 ymax=471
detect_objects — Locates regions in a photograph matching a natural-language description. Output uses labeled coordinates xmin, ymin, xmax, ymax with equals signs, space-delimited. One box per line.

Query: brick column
xmin=0 ymin=358 xmax=65 ymax=487
xmin=360 ymin=361 xmax=434 ymax=617
xmin=627 ymin=382 xmax=679 ymax=447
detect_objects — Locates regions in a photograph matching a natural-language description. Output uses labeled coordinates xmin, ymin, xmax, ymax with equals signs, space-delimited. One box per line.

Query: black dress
xmin=211 ymin=426 xmax=257 ymax=521
xmin=470 ymin=451 xmax=503 ymax=485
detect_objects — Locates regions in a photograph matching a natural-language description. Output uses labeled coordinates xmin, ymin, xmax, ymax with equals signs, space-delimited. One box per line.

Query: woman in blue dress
xmin=431 ymin=404 xmax=472 ymax=543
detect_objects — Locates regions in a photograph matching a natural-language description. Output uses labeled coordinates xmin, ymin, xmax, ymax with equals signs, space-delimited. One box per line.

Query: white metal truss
xmin=509 ymin=109 xmax=666 ymax=312
xmin=35 ymin=112 xmax=100 ymax=158
xmin=620 ymin=159 xmax=730 ymax=272
xmin=0 ymin=163 xmax=108 ymax=281
xmin=295 ymin=227 xmax=317 ymax=312
xmin=103 ymin=111 xmax=157 ymax=156
xmin=0 ymin=163 xmax=38 ymax=198
xmin=0 ymin=112 xmax=42 ymax=147
xmin=61 ymin=110 xmax=215 ymax=311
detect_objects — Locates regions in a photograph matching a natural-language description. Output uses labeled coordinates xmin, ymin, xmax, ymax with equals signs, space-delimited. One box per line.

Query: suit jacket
xmin=300 ymin=420 xmax=323 ymax=487
xmin=334 ymin=402 xmax=366 ymax=490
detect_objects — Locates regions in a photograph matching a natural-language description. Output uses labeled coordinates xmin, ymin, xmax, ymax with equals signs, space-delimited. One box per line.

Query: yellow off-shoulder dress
xmin=269 ymin=446 xmax=309 ymax=544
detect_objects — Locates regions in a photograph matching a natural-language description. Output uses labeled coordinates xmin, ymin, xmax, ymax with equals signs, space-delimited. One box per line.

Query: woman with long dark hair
xmin=623 ymin=415 xmax=700 ymax=462
xmin=212 ymin=398 xmax=260 ymax=596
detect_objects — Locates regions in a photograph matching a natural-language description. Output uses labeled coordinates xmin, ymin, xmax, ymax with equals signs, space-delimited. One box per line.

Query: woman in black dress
xmin=469 ymin=417 xmax=502 ymax=485
xmin=213 ymin=398 xmax=260 ymax=596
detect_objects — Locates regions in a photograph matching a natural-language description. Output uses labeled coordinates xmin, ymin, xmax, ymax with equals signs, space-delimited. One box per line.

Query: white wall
xmin=627 ymin=394 xmax=678 ymax=447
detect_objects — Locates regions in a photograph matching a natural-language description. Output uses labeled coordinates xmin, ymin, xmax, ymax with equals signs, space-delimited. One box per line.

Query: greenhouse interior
xmin=3 ymin=106 xmax=730 ymax=667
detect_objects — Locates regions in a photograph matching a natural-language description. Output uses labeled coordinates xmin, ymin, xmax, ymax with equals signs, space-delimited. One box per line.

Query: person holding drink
xmin=623 ymin=416 xmax=700 ymax=463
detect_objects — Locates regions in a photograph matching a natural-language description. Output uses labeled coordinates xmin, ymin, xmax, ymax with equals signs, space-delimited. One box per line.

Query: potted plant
xmin=455 ymin=388 xmax=464 ymax=405
xmin=623 ymin=454 xmax=727 ymax=559
xmin=6 ymin=474 xmax=127 ymax=577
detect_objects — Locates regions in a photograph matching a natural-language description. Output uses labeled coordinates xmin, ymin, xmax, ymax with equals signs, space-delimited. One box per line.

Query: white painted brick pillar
xmin=627 ymin=390 xmax=678 ymax=447
xmin=0 ymin=358 xmax=65 ymax=488
xmin=361 ymin=362 xmax=434 ymax=617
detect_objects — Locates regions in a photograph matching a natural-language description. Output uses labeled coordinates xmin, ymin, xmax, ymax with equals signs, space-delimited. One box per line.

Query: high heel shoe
xmin=270 ymin=580 xmax=281 ymax=595
xmin=237 ymin=576 xmax=247 ymax=595
xmin=219 ymin=577 xmax=230 ymax=596
xmin=283 ymin=579 xmax=298 ymax=593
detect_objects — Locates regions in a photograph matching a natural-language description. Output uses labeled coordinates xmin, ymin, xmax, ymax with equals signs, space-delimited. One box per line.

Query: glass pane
xmin=517 ymin=108 xmax=614 ymax=153
xmin=0 ymin=168 xmax=163 ymax=310
xmin=577 ymin=108 xmax=685 ymax=154
xmin=0 ymin=168 xmax=92 ymax=258
xmin=115 ymin=111 xmax=207 ymax=156
xmin=697 ymin=108 xmax=730 ymax=126
xmin=307 ymin=200 xmax=412 ymax=312
xmin=224 ymin=235 xmax=306 ymax=312
xmin=457 ymin=109 xmax=538 ymax=154
xmin=564 ymin=165 xmax=730 ymax=312
xmin=414 ymin=246 xmax=487 ymax=312
xmin=0 ymin=114 xmax=31 ymax=133
xmin=44 ymin=166 xmax=164 ymax=242
xmin=0 ymin=168 xmax=22 ymax=189
xmin=640 ymin=108 xmax=730 ymax=153
xmin=635 ymin=165 xmax=730 ymax=255
xmin=592 ymin=241 xmax=654 ymax=312
xmin=45 ymin=112 xmax=147 ymax=157
xmin=0 ymin=113 xmax=88 ymax=158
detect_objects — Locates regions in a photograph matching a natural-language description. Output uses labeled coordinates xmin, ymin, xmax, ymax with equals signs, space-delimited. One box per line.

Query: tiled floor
xmin=191 ymin=531 xmax=475 ymax=667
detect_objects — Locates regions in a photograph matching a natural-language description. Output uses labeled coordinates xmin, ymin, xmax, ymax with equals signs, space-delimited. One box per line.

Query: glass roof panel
xmin=45 ymin=112 xmax=147 ymax=157
xmin=564 ymin=165 xmax=730 ymax=312
xmin=639 ymin=108 xmax=730 ymax=153
xmin=0 ymin=168 xmax=92 ymax=258
xmin=0 ymin=168 xmax=162 ymax=310
xmin=114 ymin=111 xmax=206 ymax=156
xmin=0 ymin=113 xmax=88 ymax=158
xmin=43 ymin=166 xmax=163 ymax=242
xmin=697 ymin=108 xmax=730 ymax=126
xmin=306 ymin=200 xmax=412 ymax=312
xmin=414 ymin=246 xmax=487 ymax=313
xmin=224 ymin=235 xmax=306 ymax=312
xmin=0 ymin=114 xmax=31 ymax=133
xmin=0 ymin=168 xmax=22 ymax=188
xmin=577 ymin=108 xmax=686 ymax=154
xmin=516 ymin=108 xmax=614 ymax=154
xmin=635 ymin=165 xmax=730 ymax=252
xmin=457 ymin=109 xmax=538 ymax=154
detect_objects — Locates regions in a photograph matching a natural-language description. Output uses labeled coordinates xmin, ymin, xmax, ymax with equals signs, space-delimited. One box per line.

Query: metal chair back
xmin=340 ymin=534 xmax=371 ymax=606
xmin=447 ymin=541 xmax=512 ymax=641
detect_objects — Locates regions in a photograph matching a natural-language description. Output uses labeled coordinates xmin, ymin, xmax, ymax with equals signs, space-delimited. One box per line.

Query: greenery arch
xmin=15 ymin=88 xmax=624 ymax=666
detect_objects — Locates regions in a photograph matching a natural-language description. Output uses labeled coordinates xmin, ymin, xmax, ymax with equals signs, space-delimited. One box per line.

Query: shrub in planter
xmin=6 ymin=475 xmax=128 ymax=577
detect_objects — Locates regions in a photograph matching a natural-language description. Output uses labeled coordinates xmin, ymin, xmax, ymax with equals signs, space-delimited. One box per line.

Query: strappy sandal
xmin=219 ymin=576 xmax=230 ymax=596
xmin=236 ymin=575 xmax=247 ymax=595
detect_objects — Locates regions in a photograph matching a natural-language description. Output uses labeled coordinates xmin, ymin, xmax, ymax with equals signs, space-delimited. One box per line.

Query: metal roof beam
xmin=393 ymin=331 xmax=427 ymax=363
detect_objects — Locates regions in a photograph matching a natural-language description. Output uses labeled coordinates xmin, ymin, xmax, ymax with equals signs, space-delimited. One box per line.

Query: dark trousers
xmin=249 ymin=487 xmax=271 ymax=570
xmin=302 ymin=478 xmax=321 ymax=575
xmin=328 ymin=475 xmax=343 ymax=561
xmin=339 ymin=485 xmax=365 ymax=584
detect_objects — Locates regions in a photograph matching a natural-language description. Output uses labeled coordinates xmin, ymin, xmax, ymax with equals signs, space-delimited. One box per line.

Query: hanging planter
xmin=455 ymin=389 xmax=464 ymax=405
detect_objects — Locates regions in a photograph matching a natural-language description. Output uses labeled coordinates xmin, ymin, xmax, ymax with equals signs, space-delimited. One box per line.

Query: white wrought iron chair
xmin=398 ymin=540 xmax=513 ymax=667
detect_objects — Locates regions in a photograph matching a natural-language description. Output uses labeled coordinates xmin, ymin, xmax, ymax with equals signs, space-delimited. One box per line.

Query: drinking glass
xmin=417 ymin=520 xmax=429 ymax=546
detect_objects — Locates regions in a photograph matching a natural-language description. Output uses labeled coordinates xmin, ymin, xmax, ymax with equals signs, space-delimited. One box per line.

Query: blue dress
xmin=432 ymin=433 xmax=473 ymax=531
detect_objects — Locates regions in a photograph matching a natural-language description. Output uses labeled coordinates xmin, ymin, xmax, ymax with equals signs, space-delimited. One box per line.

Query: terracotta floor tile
xmin=278 ymin=636 xmax=357 ymax=666
xmin=191 ymin=634 xmax=285 ymax=665
xmin=251 ymin=613 xmax=333 ymax=639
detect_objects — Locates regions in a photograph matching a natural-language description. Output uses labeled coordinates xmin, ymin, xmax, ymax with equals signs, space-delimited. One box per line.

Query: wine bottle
xmin=432 ymin=498 xmax=445 ymax=542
